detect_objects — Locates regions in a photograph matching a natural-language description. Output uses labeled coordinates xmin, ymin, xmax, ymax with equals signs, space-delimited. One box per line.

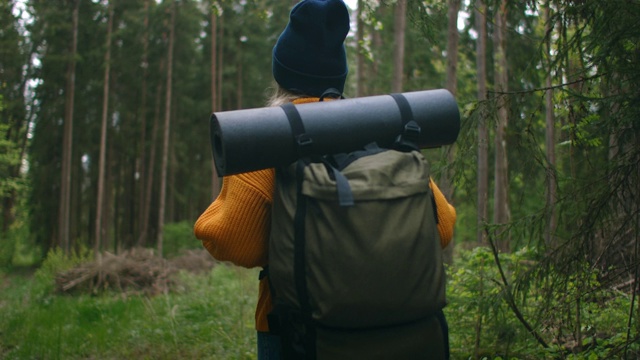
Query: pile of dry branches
xmin=55 ymin=248 xmax=216 ymax=295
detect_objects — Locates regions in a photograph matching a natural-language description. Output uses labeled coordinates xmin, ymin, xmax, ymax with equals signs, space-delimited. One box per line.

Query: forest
xmin=1 ymin=0 xmax=639 ymax=358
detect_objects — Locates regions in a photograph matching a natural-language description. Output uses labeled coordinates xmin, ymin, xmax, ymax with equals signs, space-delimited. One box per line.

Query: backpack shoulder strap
xmin=293 ymin=160 xmax=317 ymax=358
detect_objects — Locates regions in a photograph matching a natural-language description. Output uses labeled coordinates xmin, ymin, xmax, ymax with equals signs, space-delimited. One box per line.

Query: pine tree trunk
xmin=95 ymin=0 xmax=114 ymax=258
xmin=442 ymin=0 xmax=460 ymax=265
xmin=476 ymin=0 xmax=489 ymax=244
xmin=442 ymin=0 xmax=460 ymax=193
xmin=137 ymin=0 xmax=151 ymax=244
xmin=236 ymin=41 xmax=243 ymax=109
xmin=391 ymin=0 xmax=406 ymax=92
xmin=137 ymin=61 xmax=163 ymax=247
xmin=544 ymin=0 xmax=557 ymax=247
xmin=210 ymin=2 xmax=221 ymax=198
xmin=493 ymin=0 xmax=510 ymax=253
xmin=157 ymin=0 xmax=176 ymax=256
xmin=58 ymin=0 xmax=80 ymax=254
xmin=217 ymin=13 xmax=224 ymax=111
xmin=356 ymin=0 xmax=365 ymax=97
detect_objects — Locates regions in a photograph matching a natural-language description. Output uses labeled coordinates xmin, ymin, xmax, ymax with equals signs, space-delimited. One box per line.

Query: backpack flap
xmin=300 ymin=149 xmax=446 ymax=328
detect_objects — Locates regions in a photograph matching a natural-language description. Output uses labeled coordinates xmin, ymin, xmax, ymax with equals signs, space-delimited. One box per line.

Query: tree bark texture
xmin=442 ymin=0 xmax=460 ymax=266
xmin=356 ymin=0 xmax=365 ymax=97
xmin=210 ymin=1 xmax=221 ymax=198
xmin=544 ymin=1 xmax=557 ymax=247
xmin=95 ymin=0 xmax=114 ymax=257
xmin=157 ymin=0 xmax=176 ymax=256
xmin=391 ymin=0 xmax=406 ymax=93
xmin=476 ymin=0 xmax=489 ymax=244
xmin=58 ymin=0 xmax=80 ymax=254
xmin=493 ymin=0 xmax=510 ymax=252
xmin=137 ymin=0 xmax=151 ymax=244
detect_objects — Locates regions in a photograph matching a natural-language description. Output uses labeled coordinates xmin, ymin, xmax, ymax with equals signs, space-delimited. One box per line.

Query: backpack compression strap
xmin=281 ymin=102 xmax=313 ymax=159
xmin=391 ymin=93 xmax=421 ymax=152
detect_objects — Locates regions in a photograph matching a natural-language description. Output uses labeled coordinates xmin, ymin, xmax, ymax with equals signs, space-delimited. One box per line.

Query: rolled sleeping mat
xmin=210 ymin=89 xmax=460 ymax=176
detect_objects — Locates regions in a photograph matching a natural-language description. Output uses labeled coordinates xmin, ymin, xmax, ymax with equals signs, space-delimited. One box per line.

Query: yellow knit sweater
xmin=194 ymin=99 xmax=457 ymax=333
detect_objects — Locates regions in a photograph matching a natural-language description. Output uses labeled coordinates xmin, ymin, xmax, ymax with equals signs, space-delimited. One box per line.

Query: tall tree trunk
xmin=236 ymin=40 xmax=243 ymax=109
xmin=356 ymin=0 xmax=365 ymax=97
xmin=493 ymin=0 xmax=510 ymax=253
xmin=58 ymin=0 xmax=80 ymax=254
xmin=391 ymin=0 xmax=406 ymax=92
xmin=103 ymin=138 xmax=114 ymax=252
xmin=157 ymin=0 xmax=176 ymax=256
xmin=210 ymin=1 xmax=221 ymax=198
xmin=544 ymin=0 xmax=557 ymax=248
xmin=441 ymin=0 xmax=460 ymax=266
xmin=137 ymin=62 xmax=164 ymax=247
xmin=137 ymin=0 xmax=151 ymax=244
xmin=442 ymin=0 xmax=460 ymax=192
xmin=95 ymin=0 xmax=114 ymax=258
xmin=217 ymin=13 xmax=224 ymax=111
xmin=476 ymin=0 xmax=489 ymax=244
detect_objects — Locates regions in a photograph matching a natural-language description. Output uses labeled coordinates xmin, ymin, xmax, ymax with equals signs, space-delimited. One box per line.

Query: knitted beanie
xmin=272 ymin=0 xmax=350 ymax=97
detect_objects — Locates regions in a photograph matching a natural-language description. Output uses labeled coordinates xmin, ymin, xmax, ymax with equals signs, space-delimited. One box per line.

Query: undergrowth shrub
xmin=163 ymin=221 xmax=201 ymax=258
xmin=446 ymin=246 xmax=637 ymax=359
xmin=30 ymin=246 xmax=93 ymax=301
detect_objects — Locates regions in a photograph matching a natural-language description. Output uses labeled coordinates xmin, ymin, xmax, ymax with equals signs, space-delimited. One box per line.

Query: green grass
xmin=0 ymin=265 xmax=259 ymax=360
xmin=1 ymin=247 xmax=637 ymax=359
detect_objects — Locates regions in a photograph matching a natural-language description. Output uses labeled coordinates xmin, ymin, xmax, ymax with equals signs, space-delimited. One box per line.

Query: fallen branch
xmin=486 ymin=229 xmax=550 ymax=349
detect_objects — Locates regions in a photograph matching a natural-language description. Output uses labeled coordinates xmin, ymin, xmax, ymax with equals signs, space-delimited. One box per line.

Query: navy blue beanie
xmin=272 ymin=0 xmax=350 ymax=97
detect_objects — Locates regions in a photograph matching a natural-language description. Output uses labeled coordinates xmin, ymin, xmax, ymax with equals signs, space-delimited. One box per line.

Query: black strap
xmin=390 ymin=93 xmax=421 ymax=151
xmin=293 ymin=160 xmax=317 ymax=359
xmin=329 ymin=142 xmax=386 ymax=171
xmin=281 ymin=103 xmax=313 ymax=159
xmin=259 ymin=267 xmax=268 ymax=280
xmin=436 ymin=310 xmax=450 ymax=360
xmin=431 ymin=191 xmax=439 ymax=225
xmin=326 ymin=163 xmax=354 ymax=207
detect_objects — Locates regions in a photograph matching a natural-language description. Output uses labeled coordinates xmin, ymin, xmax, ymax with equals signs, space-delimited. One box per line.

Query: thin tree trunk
xmin=442 ymin=0 xmax=460 ymax=189
xmin=391 ymin=0 xmax=406 ymax=92
xmin=236 ymin=40 xmax=243 ymax=109
xmin=371 ymin=20 xmax=382 ymax=94
xmin=493 ymin=0 xmax=510 ymax=252
xmin=95 ymin=0 xmax=114 ymax=258
xmin=157 ymin=0 xmax=176 ymax=256
xmin=210 ymin=2 xmax=221 ymax=198
xmin=137 ymin=62 xmax=164 ymax=247
xmin=217 ymin=13 xmax=224 ymax=111
xmin=544 ymin=0 xmax=557 ymax=247
xmin=103 ymin=138 xmax=114 ymax=252
xmin=137 ymin=0 xmax=151 ymax=244
xmin=356 ymin=0 xmax=365 ymax=97
xmin=442 ymin=0 xmax=460 ymax=266
xmin=476 ymin=0 xmax=489 ymax=244
xmin=58 ymin=0 xmax=80 ymax=254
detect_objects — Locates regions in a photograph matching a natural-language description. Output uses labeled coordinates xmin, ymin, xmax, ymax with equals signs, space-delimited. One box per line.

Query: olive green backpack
xmin=266 ymin=94 xmax=448 ymax=360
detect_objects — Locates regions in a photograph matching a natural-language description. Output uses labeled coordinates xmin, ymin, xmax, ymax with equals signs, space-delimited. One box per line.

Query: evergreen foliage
xmin=1 ymin=0 xmax=638 ymax=357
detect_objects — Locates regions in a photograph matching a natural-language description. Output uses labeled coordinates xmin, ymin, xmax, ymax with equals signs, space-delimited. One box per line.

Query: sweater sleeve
xmin=193 ymin=169 xmax=275 ymax=268
xmin=429 ymin=179 xmax=457 ymax=248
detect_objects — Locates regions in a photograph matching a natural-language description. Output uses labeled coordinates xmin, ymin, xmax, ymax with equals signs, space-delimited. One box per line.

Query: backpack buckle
xmin=394 ymin=120 xmax=421 ymax=152
xmin=403 ymin=120 xmax=421 ymax=142
xmin=296 ymin=133 xmax=313 ymax=148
